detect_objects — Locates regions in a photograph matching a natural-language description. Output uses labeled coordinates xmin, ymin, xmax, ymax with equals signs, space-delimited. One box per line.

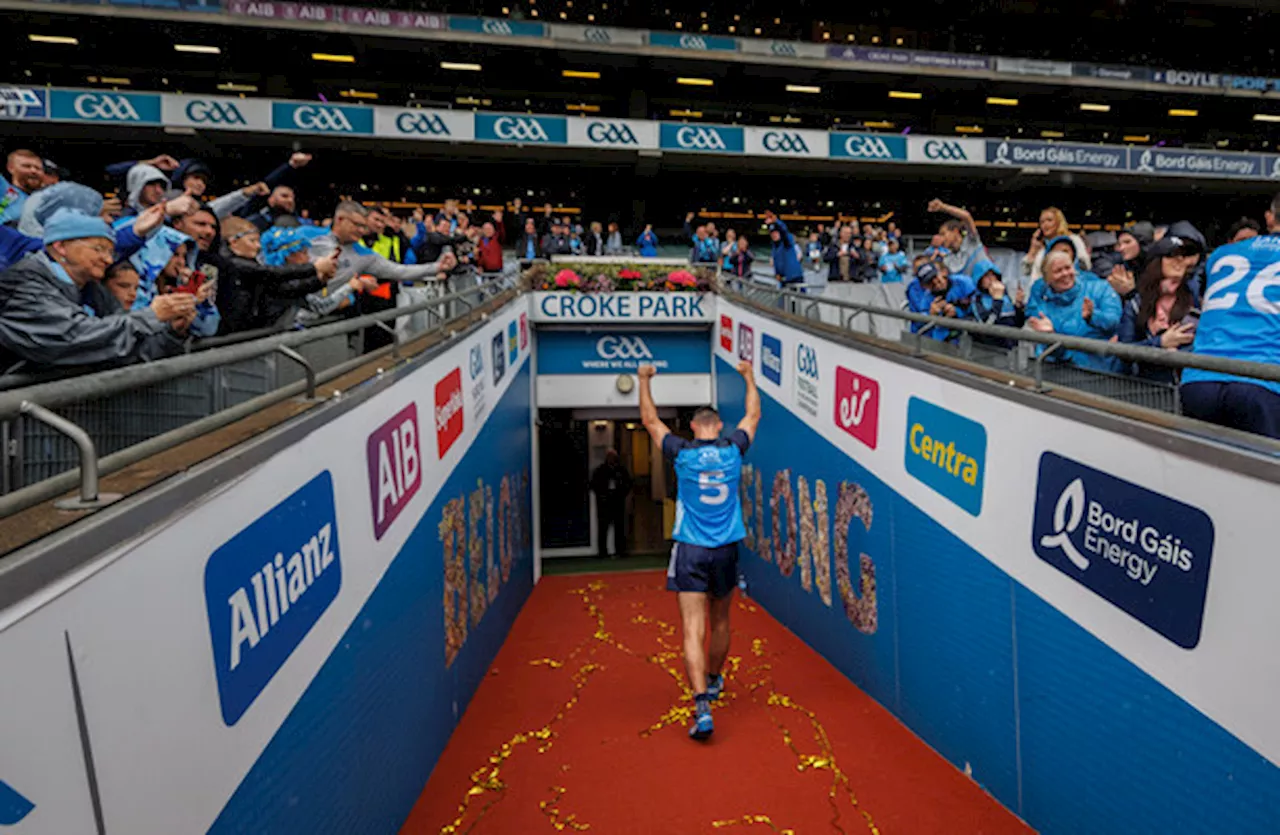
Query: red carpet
xmin=402 ymin=573 xmax=1034 ymax=835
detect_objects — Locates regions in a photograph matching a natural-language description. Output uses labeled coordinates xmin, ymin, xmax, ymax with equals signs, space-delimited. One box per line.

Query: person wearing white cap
xmin=0 ymin=209 xmax=194 ymax=372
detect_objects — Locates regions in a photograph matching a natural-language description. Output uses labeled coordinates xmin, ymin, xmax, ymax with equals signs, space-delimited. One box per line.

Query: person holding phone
xmin=1117 ymin=235 xmax=1201 ymax=382
xmin=636 ymin=224 xmax=659 ymax=257
xmin=1023 ymin=207 xmax=1090 ymax=282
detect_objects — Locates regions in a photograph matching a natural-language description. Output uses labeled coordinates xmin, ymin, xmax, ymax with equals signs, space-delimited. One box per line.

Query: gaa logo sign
xmin=481 ymin=18 xmax=514 ymax=35
xmin=770 ymin=41 xmax=798 ymax=56
xmin=586 ymin=121 xmax=639 ymax=145
xmin=763 ymin=132 xmax=810 ymax=154
xmin=494 ymin=116 xmax=550 ymax=142
xmin=678 ymin=34 xmax=708 ymax=49
xmin=595 ymin=335 xmax=652 ymax=360
xmin=582 ymin=27 xmax=612 ymax=43
xmin=676 ymin=126 xmax=727 ymax=150
xmin=74 ymin=93 xmax=141 ymax=121
xmin=922 ymin=140 xmax=971 ymax=161
xmin=396 ymin=111 xmax=450 ymax=136
xmin=844 ymin=135 xmax=895 ymax=159
xmin=185 ymin=99 xmax=247 ymax=126
xmin=293 ymin=105 xmax=354 ymax=132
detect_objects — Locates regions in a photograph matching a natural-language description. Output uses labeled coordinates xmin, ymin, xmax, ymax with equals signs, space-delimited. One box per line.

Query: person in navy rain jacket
xmin=763 ymin=210 xmax=804 ymax=287
xmin=636 ymin=225 xmax=659 ymax=257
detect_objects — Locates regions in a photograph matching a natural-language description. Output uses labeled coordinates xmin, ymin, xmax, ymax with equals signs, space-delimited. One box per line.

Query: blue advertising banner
xmin=987 ymin=139 xmax=1126 ymax=171
xmin=1031 ymin=451 xmax=1214 ymax=648
xmin=904 ymin=396 xmax=987 ymax=516
xmin=1130 ymin=147 xmax=1265 ymax=179
xmin=1153 ymin=69 xmax=1222 ymax=88
xmin=536 ymin=330 xmax=711 ymax=375
xmin=659 ymin=123 xmax=745 ymax=153
xmin=49 ymin=90 xmax=161 ymax=124
xmin=271 ymin=102 xmax=373 ymax=135
xmin=829 ymin=132 xmax=907 ymax=161
xmin=648 ymin=32 xmax=738 ymax=51
xmin=448 ymin=16 xmax=546 ymax=37
xmin=0 ymin=87 xmax=48 ymax=121
xmin=474 ymin=113 xmax=567 ymax=144
xmin=204 ymin=470 xmax=343 ymax=725
xmin=1222 ymin=75 xmax=1280 ymax=92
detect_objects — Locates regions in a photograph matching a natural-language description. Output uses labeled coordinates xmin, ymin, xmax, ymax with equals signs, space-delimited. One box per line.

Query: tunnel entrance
xmin=536 ymin=407 xmax=706 ymax=560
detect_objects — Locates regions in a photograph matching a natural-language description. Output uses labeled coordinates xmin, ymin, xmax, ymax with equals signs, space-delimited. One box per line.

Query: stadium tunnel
xmin=0 ymin=267 xmax=1277 ymax=834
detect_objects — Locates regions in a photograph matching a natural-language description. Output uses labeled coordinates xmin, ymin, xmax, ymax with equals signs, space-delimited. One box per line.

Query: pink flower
xmin=666 ymin=270 xmax=697 ymax=287
xmin=618 ymin=269 xmax=643 ymax=281
xmin=554 ymin=269 xmax=581 ymax=288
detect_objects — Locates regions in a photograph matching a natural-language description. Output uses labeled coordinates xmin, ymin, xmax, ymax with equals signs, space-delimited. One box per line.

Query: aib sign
xmin=1032 ymin=451 xmax=1215 ymax=648
xmin=366 ymin=403 xmax=421 ymax=541
xmin=204 ymin=471 xmax=342 ymax=725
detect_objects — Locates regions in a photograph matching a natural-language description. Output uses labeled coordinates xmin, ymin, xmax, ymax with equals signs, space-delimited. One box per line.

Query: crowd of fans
xmin=1 ymin=142 xmax=1278 ymax=439
xmin=885 ymin=196 xmax=1280 ymax=438
xmin=0 ymin=147 xmax=518 ymax=375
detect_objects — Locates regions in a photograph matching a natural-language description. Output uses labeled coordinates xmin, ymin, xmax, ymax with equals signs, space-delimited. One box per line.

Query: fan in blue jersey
xmin=638 ymin=360 xmax=761 ymax=741
xmin=1180 ymin=193 xmax=1280 ymax=439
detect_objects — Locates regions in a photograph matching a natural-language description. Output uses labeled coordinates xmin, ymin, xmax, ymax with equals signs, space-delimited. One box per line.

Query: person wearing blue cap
xmin=0 ymin=209 xmax=193 ymax=372
xmin=906 ymin=259 xmax=976 ymax=342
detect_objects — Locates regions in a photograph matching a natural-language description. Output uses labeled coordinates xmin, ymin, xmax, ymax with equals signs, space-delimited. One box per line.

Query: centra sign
xmin=531 ymin=292 xmax=715 ymax=322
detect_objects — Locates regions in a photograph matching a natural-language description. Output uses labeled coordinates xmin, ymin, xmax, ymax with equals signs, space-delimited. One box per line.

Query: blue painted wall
xmin=716 ymin=355 xmax=1280 ymax=834
xmin=209 ymin=361 xmax=534 ymax=834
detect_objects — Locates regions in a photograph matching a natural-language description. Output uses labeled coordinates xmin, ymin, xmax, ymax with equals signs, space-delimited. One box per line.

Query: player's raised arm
xmin=637 ymin=364 xmax=671 ymax=446
xmin=736 ymin=360 xmax=761 ymax=442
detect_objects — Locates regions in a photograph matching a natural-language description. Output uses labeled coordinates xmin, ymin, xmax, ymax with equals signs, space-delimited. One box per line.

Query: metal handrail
xmin=722 ymin=274 xmax=1280 ymax=385
xmin=0 ymin=279 xmax=515 ymax=519
xmin=0 ymin=277 xmax=510 ymax=421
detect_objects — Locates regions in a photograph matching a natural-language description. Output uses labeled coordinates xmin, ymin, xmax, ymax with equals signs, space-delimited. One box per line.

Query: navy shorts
xmin=667 ymin=541 xmax=739 ymax=598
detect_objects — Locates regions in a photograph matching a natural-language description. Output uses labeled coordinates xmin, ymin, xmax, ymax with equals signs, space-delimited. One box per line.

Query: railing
xmin=0 ymin=272 xmax=516 ymax=518
xmin=722 ymin=273 xmax=1280 ymax=426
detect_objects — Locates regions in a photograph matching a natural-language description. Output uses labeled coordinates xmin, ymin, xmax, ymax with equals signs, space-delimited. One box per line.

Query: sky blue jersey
xmin=663 ymin=429 xmax=751 ymax=548
xmin=1183 ymin=233 xmax=1280 ymax=397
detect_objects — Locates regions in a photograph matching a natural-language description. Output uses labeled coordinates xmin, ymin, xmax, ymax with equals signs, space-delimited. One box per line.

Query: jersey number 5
xmin=698 ymin=471 xmax=729 ymax=505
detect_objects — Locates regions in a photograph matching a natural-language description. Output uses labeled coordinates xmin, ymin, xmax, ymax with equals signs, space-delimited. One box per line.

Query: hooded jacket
xmin=0 ymin=252 xmax=182 ymax=372
xmin=1023 ymin=270 xmax=1122 ymax=371
xmin=1025 ymin=232 xmax=1091 ymax=280
xmin=129 ymin=226 xmax=221 ymax=337
xmin=768 ymin=218 xmax=805 ymax=283
xmin=906 ymin=272 xmax=977 ymax=341
xmin=1165 ymin=220 xmax=1208 ymax=304
xmin=124 ymin=164 xmax=170 ymax=215
xmin=636 ymin=230 xmax=659 ymax=257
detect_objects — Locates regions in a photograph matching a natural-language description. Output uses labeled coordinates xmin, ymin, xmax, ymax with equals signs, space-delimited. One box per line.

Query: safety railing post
xmin=913 ymin=322 xmax=936 ymax=356
xmin=1035 ymin=343 xmax=1062 ymax=392
xmin=275 ymin=346 xmax=316 ymax=400
xmin=19 ymin=402 xmax=121 ymax=510
xmin=373 ymin=321 xmax=401 ymax=359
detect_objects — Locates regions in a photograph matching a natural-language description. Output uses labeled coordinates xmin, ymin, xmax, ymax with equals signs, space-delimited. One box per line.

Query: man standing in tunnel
xmin=637 ymin=360 xmax=761 ymax=741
